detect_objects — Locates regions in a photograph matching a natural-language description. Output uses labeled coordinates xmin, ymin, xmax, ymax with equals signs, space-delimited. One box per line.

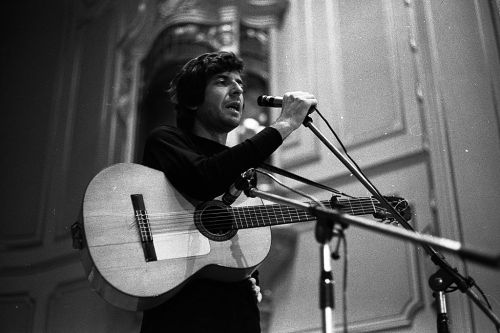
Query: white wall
xmin=264 ymin=0 xmax=500 ymax=332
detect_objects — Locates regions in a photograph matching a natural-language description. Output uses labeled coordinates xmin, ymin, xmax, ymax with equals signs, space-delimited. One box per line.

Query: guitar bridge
xmin=131 ymin=194 xmax=157 ymax=262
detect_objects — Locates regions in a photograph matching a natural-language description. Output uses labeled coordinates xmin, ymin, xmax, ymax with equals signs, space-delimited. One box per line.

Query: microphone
xmin=221 ymin=176 xmax=248 ymax=205
xmin=257 ymin=95 xmax=283 ymax=107
xmin=257 ymin=95 xmax=316 ymax=116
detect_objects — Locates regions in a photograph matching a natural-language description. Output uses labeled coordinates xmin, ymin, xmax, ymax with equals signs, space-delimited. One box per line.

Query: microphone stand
xmin=242 ymin=183 xmax=499 ymax=333
xmin=240 ymin=187 xmax=347 ymax=333
xmin=301 ymin=115 xmax=500 ymax=331
xmin=239 ymin=169 xmax=340 ymax=333
xmin=315 ymin=208 xmax=338 ymax=333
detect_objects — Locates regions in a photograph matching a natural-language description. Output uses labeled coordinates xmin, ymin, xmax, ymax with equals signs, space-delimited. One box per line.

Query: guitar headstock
xmin=373 ymin=196 xmax=412 ymax=224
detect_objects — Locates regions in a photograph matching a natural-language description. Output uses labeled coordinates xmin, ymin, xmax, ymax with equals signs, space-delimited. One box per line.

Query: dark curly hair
xmin=168 ymin=51 xmax=244 ymax=131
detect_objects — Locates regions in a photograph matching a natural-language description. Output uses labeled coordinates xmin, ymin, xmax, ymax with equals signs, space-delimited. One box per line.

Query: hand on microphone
xmin=269 ymin=91 xmax=317 ymax=140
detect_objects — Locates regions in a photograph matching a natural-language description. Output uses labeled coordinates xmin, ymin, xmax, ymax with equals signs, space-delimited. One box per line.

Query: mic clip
xmin=221 ymin=169 xmax=257 ymax=205
xmin=241 ymin=168 xmax=257 ymax=196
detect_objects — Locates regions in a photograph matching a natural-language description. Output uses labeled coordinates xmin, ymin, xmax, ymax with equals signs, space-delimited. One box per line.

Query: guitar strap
xmin=259 ymin=162 xmax=346 ymax=196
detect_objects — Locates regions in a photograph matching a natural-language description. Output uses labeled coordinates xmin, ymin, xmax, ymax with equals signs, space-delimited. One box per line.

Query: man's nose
xmin=230 ymin=82 xmax=243 ymax=95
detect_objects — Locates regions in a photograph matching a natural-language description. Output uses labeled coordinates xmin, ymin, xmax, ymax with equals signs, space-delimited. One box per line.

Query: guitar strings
xmin=143 ymin=198 xmax=378 ymax=224
xmin=149 ymin=208 xmax=315 ymax=232
xmin=145 ymin=197 xmax=379 ymax=222
xmin=130 ymin=198 xmax=391 ymax=233
xmin=137 ymin=214 xmax=367 ymax=235
xmin=126 ymin=198 xmax=385 ymax=231
xmin=86 ymin=198 xmax=394 ymax=235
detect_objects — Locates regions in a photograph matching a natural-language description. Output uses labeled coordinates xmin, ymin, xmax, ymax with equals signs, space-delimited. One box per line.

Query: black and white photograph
xmin=1 ymin=1 xmax=500 ymax=332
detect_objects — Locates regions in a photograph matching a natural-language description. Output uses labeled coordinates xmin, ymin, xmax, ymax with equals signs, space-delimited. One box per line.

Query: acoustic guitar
xmin=76 ymin=163 xmax=409 ymax=311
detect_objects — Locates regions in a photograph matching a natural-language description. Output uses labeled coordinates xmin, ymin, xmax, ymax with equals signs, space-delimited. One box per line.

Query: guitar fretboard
xmin=230 ymin=197 xmax=379 ymax=230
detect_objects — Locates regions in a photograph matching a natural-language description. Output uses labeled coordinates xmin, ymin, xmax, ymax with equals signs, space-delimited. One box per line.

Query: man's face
xmin=196 ymin=71 xmax=244 ymax=134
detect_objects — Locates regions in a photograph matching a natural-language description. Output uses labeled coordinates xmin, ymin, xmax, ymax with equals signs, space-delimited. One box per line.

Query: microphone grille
xmin=257 ymin=95 xmax=268 ymax=106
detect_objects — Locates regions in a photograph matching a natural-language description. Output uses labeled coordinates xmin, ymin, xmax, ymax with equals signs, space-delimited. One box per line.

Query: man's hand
xmin=270 ymin=91 xmax=317 ymax=140
xmin=249 ymin=277 xmax=263 ymax=303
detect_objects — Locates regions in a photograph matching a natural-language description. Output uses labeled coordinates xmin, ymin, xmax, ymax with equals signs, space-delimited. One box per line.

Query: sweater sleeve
xmin=142 ymin=126 xmax=283 ymax=200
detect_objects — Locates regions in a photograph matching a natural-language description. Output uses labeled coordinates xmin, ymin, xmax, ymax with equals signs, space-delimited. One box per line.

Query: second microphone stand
xmin=315 ymin=202 xmax=349 ymax=333
xmin=239 ymin=184 xmax=347 ymax=333
xmin=301 ymin=114 xmax=500 ymax=332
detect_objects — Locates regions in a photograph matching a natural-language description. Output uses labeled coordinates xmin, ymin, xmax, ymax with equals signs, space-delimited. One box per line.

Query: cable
xmin=260 ymin=162 xmax=357 ymax=198
xmin=471 ymin=279 xmax=493 ymax=310
xmin=330 ymin=226 xmax=348 ymax=332
xmin=313 ymin=107 xmax=499 ymax=329
xmin=313 ymin=107 xmax=389 ymax=206
xmin=254 ymin=169 xmax=324 ymax=207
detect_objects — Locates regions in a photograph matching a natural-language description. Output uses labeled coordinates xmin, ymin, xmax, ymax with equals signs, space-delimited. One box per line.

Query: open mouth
xmin=225 ymin=101 xmax=241 ymax=112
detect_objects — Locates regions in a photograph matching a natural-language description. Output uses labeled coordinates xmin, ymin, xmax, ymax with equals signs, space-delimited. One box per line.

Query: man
xmin=141 ymin=51 xmax=316 ymax=332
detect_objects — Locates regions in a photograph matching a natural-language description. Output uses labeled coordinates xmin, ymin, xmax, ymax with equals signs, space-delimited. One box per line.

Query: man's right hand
xmin=270 ymin=91 xmax=318 ymax=140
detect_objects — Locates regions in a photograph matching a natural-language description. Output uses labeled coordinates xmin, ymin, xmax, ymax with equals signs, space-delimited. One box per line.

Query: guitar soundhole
xmin=194 ymin=201 xmax=237 ymax=241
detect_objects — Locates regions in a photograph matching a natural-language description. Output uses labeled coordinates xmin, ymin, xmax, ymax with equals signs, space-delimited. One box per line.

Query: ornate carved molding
xmin=117 ymin=0 xmax=287 ymax=54
xmin=240 ymin=0 xmax=289 ymax=27
xmin=111 ymin=0 xmax=288 ymax=161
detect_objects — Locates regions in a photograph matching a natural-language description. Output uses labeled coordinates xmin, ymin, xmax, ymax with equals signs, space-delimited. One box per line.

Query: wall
xmin=266 ymin=0 xmax=500 ymax=332
xmin=0 ymin=1 xmax=142 ymax=332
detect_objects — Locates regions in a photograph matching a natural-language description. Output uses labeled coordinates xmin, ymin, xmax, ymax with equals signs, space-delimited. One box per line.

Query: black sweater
xmin=140 ymin=125 xmax=282 ymax=333
xmin=143 ymin=125 xmax=282 ymax=200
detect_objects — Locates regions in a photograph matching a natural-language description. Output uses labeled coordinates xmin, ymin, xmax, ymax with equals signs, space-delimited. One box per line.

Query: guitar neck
xmin=230 ymin=197 xmax=379 ymax=230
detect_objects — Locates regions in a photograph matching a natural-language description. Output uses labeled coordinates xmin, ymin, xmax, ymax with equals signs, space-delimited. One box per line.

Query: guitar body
xmin=79 ymin=163 xmax=410 ymax=311
xmin=81 ymin=163 xmax=271 ymax=311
